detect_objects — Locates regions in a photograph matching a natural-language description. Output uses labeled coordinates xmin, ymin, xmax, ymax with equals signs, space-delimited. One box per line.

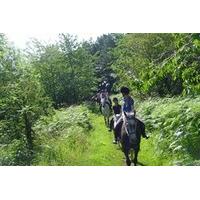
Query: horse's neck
xmin=122 ymin=117 xmax=138 ymax=133
xmin=121 ymin=123 xmax=127 ymax=136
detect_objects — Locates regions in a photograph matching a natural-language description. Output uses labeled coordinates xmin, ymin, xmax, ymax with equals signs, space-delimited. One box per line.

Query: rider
xmin=120 ymin=86 xmax=135 ymax=113
xmin=113 ymin=86 xmax=135 ymax=134
xmin=115 ymin=86 xmax=149 ymax=139
xmin=99 ymin=80 xmax=112 ymax=110
xmin=109 ymin=98 xmax=122 ymax=144
xmin=99 ymin=88 xmax=112 ymax=113
xmin=109 ymin=97 xmax=121 ymax=132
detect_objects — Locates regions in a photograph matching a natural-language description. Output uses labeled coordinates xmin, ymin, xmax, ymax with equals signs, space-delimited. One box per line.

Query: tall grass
xmin=3 ymin=96 xmax=199 ymax=166
xmin=32 ymin=105 xmax=92 ymax=165
xmin=137 ymin=96 xmax=200 ymax=165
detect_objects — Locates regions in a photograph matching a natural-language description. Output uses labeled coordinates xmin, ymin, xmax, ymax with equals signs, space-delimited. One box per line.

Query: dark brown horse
xmin=119 ymin=112 xmax=148 ymax=166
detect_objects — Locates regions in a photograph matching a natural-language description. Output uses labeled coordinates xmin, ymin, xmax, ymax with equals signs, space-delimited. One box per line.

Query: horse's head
xmin=123 ymin=112 xmax=137 ymax=136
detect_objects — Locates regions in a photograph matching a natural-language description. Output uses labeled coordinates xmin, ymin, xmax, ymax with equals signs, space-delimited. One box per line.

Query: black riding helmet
xmin=120 ymin=86 xmax=130 ymax=95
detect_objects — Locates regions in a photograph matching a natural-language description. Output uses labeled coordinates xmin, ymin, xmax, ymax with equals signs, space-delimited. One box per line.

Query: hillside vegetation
xmin=32 ymin=96 xmax=200 ymax=166
xmin=32 ymin=105 xmax=124 ymax=166
xmin=1 ymin=33 xmax=200 ymax=165
xmin=138 ymin=96 xmax=200 ymax=165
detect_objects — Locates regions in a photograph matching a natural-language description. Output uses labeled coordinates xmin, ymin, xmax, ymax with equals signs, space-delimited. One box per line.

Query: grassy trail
xmin=33 ymin=97 xmax=200 ymax=166
xmin=33 ymin=105 xmax=168 ymax=166
xmin=78 ymin=114 xmax=124 ymax=166
xmin=79 ymin=113 xmax=161 ymax=166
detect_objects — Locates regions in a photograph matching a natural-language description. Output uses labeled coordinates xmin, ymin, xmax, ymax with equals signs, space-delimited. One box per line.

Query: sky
xmin=6 ymin=33 xmax=103 ymax=49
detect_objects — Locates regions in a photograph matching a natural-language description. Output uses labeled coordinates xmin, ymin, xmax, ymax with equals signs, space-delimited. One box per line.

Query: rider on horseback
xmin=114 ymin=86 xmax=149 ymax=138
xmin=121 ymin=87 xmax=135 ymax=113
xmin=99 ymin=81 xmax=112 ymax=113
xmin=109 ymin=97 xmax=121 ymax=133
xmin=114 ymin=87 xmax=134 ymax=129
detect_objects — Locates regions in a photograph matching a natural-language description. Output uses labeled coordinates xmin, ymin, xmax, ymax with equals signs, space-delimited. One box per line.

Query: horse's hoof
xmin=126 ymin=159 xmax=131 ymax=166
xmin=133 ymin=160 xmax=137 ymax=166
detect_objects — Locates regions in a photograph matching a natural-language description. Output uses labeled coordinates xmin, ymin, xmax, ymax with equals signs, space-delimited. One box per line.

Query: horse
xmin=119 ymin=112 xmax=148 ymax=166
xmin=100 ymin=95 xmax=112 ymax=127
xmin=91 ymin=92 xmax=101 ymax=105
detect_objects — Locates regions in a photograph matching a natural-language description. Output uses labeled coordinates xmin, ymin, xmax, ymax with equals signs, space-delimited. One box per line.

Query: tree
xmin=0 ymin=36 xmax=52 ymax=165
xmin=27 ymin=34 xmax=98 ymax=107
xmin=91 ymin=34 xmax=122 ymax=92
xmin=111 ymin=33 xmax=177 ymax=96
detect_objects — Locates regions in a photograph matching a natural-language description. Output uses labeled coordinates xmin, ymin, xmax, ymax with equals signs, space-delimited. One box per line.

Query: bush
xmin=137 ymin=96 xmax=200 ymax=165
xmin=32 ymin=105 xmax=92 ymax=165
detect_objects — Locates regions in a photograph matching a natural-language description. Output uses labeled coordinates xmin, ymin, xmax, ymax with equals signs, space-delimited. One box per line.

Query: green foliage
xmin=28 ymin=34 xmax=98 ymax=107
xmin=32 ymin=105 xmax=92 ymax=165
xmin=111 ymin=33 xmax=200 ymax=97
xmin=137 ymin=96 xmax=200 ymax=165
xmin=0 ymin=35 xmax=52 ymax=165
xmin=146 ymin=34 xmax=200 ymax=96
xmin=1 ymin=32 xmax=200 ymax=166
xmin=111 ymin=33 xmax=175 ymax=95
xmin=91 ymin=34 xmax=122 ymax=91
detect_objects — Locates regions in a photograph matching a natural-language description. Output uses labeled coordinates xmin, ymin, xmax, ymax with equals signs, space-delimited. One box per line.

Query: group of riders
xmin=92 ymin=82 xmax=149 ymax=165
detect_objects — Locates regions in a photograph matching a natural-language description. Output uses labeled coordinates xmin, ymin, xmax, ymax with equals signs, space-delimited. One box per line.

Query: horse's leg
xmin=109 ymin=117 xmax=114 ymax=132
xmin=107 ymin=117 xmax=110 ymax=127
xmin=125 ymin=149 xmax=131 ymax=166
xmin=122 ymin=137 xmax=131 ymax=166
xmin=105 ymin=117 xmax=108 ymax=127
xmin=114 ymin=129 xmax=118 ymax=142
xmin=130 ymin=149 xmax=134 ymax=162
xmin=133 ymin=149 xmax=139 ymax=166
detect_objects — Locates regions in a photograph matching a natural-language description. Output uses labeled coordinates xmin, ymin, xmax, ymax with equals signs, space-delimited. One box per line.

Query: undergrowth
xmin=137 ymin=96 xmax=200 ymax=166
xmin=32 ymin=105 xmax=92 ymax=165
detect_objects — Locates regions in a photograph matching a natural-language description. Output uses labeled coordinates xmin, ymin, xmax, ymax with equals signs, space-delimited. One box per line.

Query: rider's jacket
xmin=122 ymin=96 xmax=134 ymax=112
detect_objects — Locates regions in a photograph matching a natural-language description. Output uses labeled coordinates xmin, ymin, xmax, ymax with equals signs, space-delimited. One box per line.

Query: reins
xmin=124 ymin=117 xmax=137 ymax=136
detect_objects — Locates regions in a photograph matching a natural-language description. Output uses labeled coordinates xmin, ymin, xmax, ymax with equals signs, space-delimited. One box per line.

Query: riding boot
xmin=109 ymin=118 xmax=114 ymax=132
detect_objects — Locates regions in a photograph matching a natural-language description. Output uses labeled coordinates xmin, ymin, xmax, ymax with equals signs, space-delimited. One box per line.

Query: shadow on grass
xmin=137 ymin=161 xmax=146 ymax=166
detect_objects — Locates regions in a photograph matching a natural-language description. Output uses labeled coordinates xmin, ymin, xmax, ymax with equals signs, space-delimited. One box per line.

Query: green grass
xmin=32 ymin=105 xmax=92 ymax=165
xmin=77 ymin=114 xmax=124 ymax=166
xmin=31 ymin=103 xmax=166 ymax=166
xmin=32 ymin=105 xmax=124 ymax=166
xmin=32 ymin=96 xmax=200 ymax=166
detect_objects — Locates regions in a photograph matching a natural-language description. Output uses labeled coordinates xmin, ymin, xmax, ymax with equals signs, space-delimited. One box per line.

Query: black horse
xmin=118 ymin=112 xmax=148 ymax=166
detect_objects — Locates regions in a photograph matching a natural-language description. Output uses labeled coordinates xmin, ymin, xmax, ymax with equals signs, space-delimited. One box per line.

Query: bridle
xmin=124 ymin=113 xmax=137 ymax=136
